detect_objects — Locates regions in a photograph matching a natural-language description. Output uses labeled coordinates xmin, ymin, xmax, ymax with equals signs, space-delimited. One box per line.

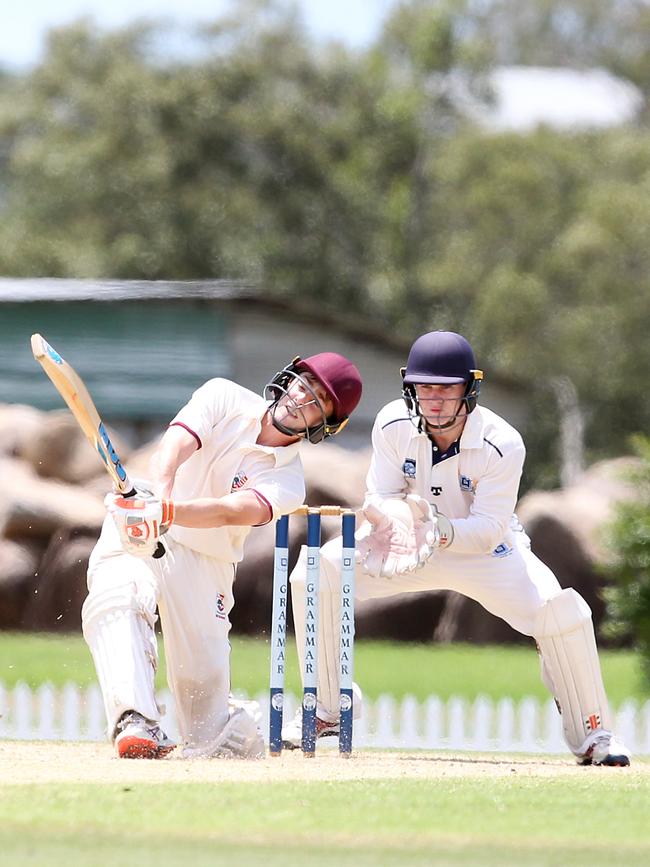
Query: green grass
xmin=2 ymin=773 xmax=650 ymax=866
xmin=0 ymin=631 xmax=645 ymax=703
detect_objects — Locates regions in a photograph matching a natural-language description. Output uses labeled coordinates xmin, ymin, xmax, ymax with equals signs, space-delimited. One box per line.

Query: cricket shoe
xmin=114 ymin=711 xmax=176 ymax=759
xmin=281 ymin=712 xmax=340 ymax=749
xmin=183 ymin=707 xmax=265 ymax=760
xmin=281 ymin=683 xmax=363 ymax=750
xmin=577 ymin=731 xmax=631 ymax=767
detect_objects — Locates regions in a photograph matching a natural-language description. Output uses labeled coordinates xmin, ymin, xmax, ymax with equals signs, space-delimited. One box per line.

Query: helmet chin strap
xmin=403 ymin=374 xmax=482 ymax=435
xmin=419 ymin=400 xmax=468 ymax=433
xmin=402 ymin=387 xmax=469 ymax=434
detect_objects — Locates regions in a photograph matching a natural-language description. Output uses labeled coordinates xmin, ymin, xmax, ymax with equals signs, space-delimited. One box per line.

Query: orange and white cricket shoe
xmin=114 ymin=711 xmax=176 ymax=759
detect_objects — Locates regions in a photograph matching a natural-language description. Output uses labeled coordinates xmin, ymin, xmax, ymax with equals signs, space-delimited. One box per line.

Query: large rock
xmin=518 ymin=457 xmax=639 ymax=565
xmin=0 ymin=537 xmax=42 ymax=629
xmin=0 ymin=457 xmax=106 ymax=539
xmin=299 ymin=441 xmax=370 ymax=507
xmin=0 ymin=403 xmax=44 ymax=459
xmin=20 ymin=529 xmax=98 ymax=631
xmin=513 ymin=457 xmax=639 ymax=634
xmin=1 ymin=421 xmax=637 ymax=645
xmin=18 ymin=409 xmax=130 ymax=486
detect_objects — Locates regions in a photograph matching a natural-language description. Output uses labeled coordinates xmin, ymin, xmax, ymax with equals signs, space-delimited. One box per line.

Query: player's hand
xmin=408 ymin=495 xmax=442 ymax=566
xmin=105 ymin=491 xmax=175 ymax=558
xmin=356 ymin=496 xmax=439 ymax=578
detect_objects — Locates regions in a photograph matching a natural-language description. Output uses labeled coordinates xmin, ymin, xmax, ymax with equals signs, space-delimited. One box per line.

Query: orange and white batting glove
xmin=105 ymin=492 xmax=175 ymax=558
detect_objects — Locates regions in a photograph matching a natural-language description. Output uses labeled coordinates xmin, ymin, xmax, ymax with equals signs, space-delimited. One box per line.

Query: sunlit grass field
xmin=0 ymin=630 xmax=644 ymax=703
xmin=1 ymin=632 xmax=649 ymax=867
xmin=1 ymin=771 xmax=650 ymax=866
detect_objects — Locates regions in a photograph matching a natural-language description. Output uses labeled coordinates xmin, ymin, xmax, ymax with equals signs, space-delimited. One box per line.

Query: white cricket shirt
xmin=366 ymin=400 xmax=526 ymax=554
xmin=166 ymin=378 xmax=305 ymax=562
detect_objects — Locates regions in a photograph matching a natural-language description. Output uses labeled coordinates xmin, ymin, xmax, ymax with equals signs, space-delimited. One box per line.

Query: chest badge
xmin=403 ymin=458 xmax=416 ymax=478
xmin=231 ymin=473 xmax=248 ymax=491
xmin=459 ymin=475 xmax=476 ymax=494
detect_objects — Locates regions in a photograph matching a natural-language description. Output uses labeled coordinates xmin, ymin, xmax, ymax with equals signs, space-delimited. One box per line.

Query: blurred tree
xmin=426 ymin=129 xmax=650 ymax=484
xmin=603 ymin=436 xmax=650 ymax=686
xmin=0 ymin=21 xmax=214 ymax=277
xmin=455 ymin=0 xmax=650 ymax=96
xmin=0 ymin=0 xmax=649 ymax=488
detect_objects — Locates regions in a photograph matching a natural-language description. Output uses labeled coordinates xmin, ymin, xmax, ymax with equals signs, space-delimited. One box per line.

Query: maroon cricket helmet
xmin=295 ymin=352 xmax=363 ymax=424
xmin=264 ymin=352 xmax=363 ymax=443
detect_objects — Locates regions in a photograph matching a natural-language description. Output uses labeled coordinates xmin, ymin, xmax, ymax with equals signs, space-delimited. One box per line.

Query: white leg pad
xmin=82 ymin=582 xmax=161 ymax=737
xmin=534 ymin=588 xmax=613 ymax=754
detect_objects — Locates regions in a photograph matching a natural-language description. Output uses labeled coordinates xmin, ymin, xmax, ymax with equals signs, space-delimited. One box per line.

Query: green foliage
xmin=457 ymin=0 xmax=650 ymax=95
xmin=604 ymin=436 xmax=650 ymax=685
xmin=0 ymin=1 xmax=649 ymax=483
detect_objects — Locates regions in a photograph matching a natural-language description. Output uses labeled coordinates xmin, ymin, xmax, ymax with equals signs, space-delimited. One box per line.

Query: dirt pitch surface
xmin=2 ymin=742 xmax=646 ymax=784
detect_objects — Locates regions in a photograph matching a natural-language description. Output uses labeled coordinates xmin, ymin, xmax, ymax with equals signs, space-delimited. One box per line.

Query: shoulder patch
xmin=402 ymin=458 xmax=416 ymax=478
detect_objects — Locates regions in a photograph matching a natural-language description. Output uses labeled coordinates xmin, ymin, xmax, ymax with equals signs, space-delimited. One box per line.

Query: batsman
xmin=284 ymin=331 xmax=631 ymax=766
xmin=82 ymin=352 xmax=362 ymax=759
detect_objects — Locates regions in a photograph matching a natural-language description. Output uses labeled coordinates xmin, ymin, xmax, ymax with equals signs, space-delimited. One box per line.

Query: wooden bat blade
xmin=30 ymin=333 xmax=132 ymax=493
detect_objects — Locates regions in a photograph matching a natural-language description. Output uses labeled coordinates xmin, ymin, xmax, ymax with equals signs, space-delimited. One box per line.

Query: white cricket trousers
xmin=290 ymin=528 xmax=562 ymax=720
xmin=82 ymin=516 xmax=234 ymax=748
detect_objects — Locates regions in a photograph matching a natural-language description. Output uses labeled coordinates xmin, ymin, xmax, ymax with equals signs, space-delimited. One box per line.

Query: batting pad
xmin=290 ymin=539 xmax=362 ymax=723
xmin=534 ymin=588 xmax=612 ymax=754
xmin=82 ymin=584 xmax=161 ymax=736
xmin=291 ymin=543 xmax=340 ymax=721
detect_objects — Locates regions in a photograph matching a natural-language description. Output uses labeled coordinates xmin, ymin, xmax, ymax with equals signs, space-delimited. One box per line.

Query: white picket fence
xmin=1 ymin=682 xmax=649 ymax=754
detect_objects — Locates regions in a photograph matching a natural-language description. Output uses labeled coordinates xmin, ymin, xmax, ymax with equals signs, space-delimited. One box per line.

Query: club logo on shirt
xmin=459 ymin=475 xmax=477 ymax=494
xmin=231 ymin=473 xmax=248 ymax=491
xmin=402 ymin=458 xmax=416 ymax=478
xmin=492 ymin=542 xmax=513 ymax=558
xmin=216 ymin=593 xmax=226 ymax=620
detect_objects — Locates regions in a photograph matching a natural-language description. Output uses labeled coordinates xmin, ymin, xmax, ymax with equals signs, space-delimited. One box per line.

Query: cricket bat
xmin=30 ymin=333 xmax=165 ymax=557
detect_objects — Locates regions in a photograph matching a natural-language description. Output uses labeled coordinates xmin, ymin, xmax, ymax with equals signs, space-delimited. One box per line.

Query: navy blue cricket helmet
xmin=401 ymin=331 xmax=483 ymax=430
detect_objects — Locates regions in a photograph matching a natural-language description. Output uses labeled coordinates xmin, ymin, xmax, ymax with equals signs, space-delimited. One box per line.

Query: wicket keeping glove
xmin=356 ymin=495 xmax=440 ymax=578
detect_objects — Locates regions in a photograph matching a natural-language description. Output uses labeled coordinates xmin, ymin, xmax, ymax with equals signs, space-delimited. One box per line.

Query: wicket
xmin=269 ymin=505 xmax=356 ymax=758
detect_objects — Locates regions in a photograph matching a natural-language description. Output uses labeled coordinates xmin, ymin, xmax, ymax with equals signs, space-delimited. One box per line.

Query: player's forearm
xmin=172 ymin=491 xmax=271 ymax=529
xmin=152 ymin=427 xmax=199 ymax=497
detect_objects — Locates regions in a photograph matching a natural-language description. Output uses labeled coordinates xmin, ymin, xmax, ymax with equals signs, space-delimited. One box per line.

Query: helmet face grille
xmin=263 ymin=363 xmax=348 ymax=443
xmin=263 ymin=352 xmax=361 ymax=443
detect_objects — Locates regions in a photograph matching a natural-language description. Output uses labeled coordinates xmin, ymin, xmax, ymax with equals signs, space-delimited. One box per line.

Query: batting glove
xmin=105 ymin=491 xmax=175 ymax=558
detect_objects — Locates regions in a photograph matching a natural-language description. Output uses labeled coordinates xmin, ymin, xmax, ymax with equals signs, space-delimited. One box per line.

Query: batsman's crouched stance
xmin=285 ymin=331 xmax=631 ymax=766
xmin=82 ymin=353 xmax=362 ymax=759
